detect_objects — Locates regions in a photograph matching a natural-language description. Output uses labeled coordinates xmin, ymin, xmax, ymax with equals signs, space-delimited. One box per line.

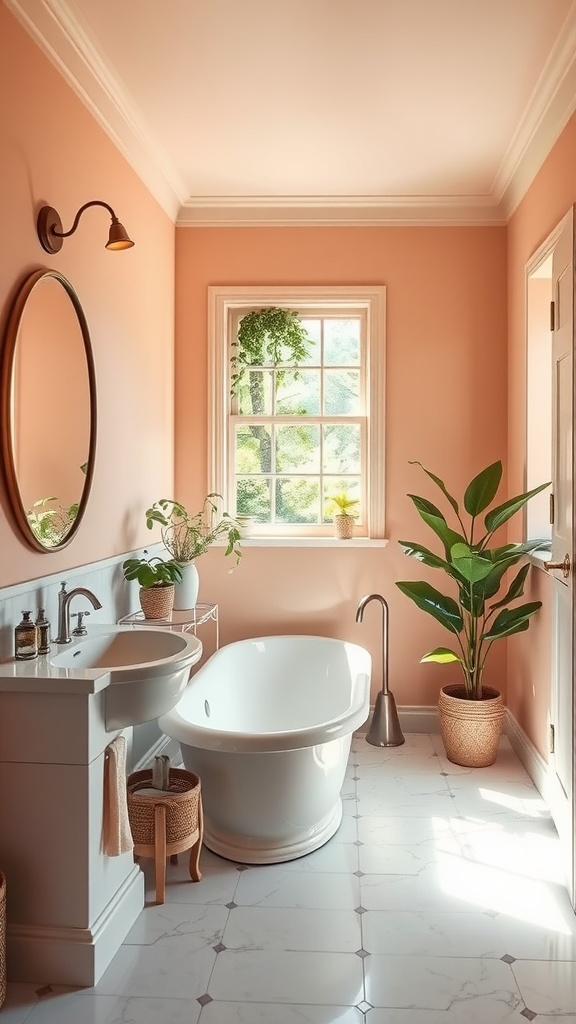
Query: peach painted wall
xmin=175 ymin=225 xmax=508 ymax=705
xmin=0 ymin=6 xmax=175 ymax=585
xmin=507 ymin=111 xmax=576 ymax=758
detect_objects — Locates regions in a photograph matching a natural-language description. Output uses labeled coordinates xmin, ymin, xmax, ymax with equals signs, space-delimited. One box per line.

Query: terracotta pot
xmin=438 ymin=684 xmax=505 ymax=768
xmin=139 ymin=584 xmax=175 ymax=620
xmin=334 ymin=514 xmax=355 ymax=539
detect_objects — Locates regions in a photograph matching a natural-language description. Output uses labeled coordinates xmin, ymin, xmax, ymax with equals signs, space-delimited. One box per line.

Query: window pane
xmin=299 ymin=319 xmax=322 ymax=365
xmin=323 ymin=424 xmax=361 ymax=473
xmin=236 ymin=477 xmax=271 ymax=521
xmin=237 ymin=369 xmax=273 ymax=415
xmin=276 ymin=425 xmax=320 ymax=472
xmin=324 ymin=370 xmax=360 ymax=415
xmin=275 ymin=478 xmax=320 ymax=524
xmin=324 ymin=319 xmax=360 ymax=365
xmin=276 ymin=369 xmax=320 ymax=415
xmin=235 ymin=424 xmax=273 ymax=474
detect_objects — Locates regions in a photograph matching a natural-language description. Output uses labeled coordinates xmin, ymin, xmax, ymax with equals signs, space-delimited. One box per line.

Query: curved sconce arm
xmin=37 ymin=200 xmax=134 ymax=254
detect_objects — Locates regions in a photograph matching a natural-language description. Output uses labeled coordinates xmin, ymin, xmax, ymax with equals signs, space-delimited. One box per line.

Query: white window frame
xmin=208 ymin=285 xmax=386 ymax=541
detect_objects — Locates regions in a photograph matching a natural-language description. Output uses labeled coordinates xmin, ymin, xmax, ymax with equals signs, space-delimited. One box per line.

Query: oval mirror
xmin=0 ymin=270 xmax=96 ymax=551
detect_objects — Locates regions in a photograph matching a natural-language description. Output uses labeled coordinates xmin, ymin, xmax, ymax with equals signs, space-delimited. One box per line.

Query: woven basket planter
xmin=334 ymin=514 xmax=355 ymax=540
xmin=139 ymin=584 xmax=175 ymax=619
xmin=0 ymin=871 xmax=6 ymax=1008
xmin=438 ymin=684 xmax=505 ymax=768
xmin=127 ymin=768 xmax=203 ymax=904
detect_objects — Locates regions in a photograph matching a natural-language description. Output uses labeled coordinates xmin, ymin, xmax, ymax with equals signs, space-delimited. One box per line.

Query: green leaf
xmin=483 ymin=481 xmax=551 ymax=535
xmin=396 ymin=581 xmax=463 ymax=634
xmin=463 ymin=461 xmax=502 ymax=516
xmin=409 ymin=461 xmax=459 ymax=516
xmin=450 ymin=543 xmax=495 ymax=583
xmin=484 ymin=601 xmax=543 ymax=640
xmin=420 ymin=647 xmax=463 ymax=664
xmin=408 ymin=495 xmax=465 ymax=556
xmin=489 ymin=562 xmax=531 ymax=611
xmin=397 ymin=540 xmax=452 ymax=571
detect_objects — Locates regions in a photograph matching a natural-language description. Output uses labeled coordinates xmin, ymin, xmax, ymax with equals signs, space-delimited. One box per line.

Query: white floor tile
xmin=511 ymin=959 xmax=576 ymax=1014
xmin=234 ymin=868 xmax=361 ymax=910
xmin=209 ymin=949 xmax=364 ymax=1004
xmin=90 ymin=941 xmax=216 ymax=999
xmin=25 ymin=992 xmax=201 ymax=1024
xmin=223 ymin=906 xmax=362 ymax=952
xmin=1 ymin=983 xmax=42 ymax=1024
xmin=364 ymin=954 xmax=521 ymax=1010
xmin=364 ymin=1002 xmax=532 ymax=1023
xmin=198 ymin=1001 xmax=364 ymax=1022
xmin=124 ymin=901 xmax=228 ymax=946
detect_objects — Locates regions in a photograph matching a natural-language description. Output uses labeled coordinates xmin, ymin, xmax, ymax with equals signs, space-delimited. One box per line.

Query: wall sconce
xmin=37 ymin=201 xmax=135 ymax=254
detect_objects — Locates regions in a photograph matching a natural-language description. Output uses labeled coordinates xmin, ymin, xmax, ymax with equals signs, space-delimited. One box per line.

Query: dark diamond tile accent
xmin=440 ymin=771 xmax=448 ymax=776
xmin=197 ymin=994 xmax=213 ymax=1007
xmin=520 ymin=1009 xmax=537 ymax=1021
xmin=225 ymin=901 xmax=238 ymax=910
xmin=355 ymin=905 xmax=367 ymax=915
xmin=236 ymin=864 xmax=249 ymax=872
xmin=353 ymin=840 xmax=363 ymax=847
xmin=352 ymin=775 xmax=360 ymax=781
xmin=353 ymin=813 xmax=362 ymax=819
xmin=36 ymin=986 xmax=53 ymax=998
xmin=354 ymin=870 xmax=365 ymax=877
xmin=356 ymin=1000 xmax=373 ymax=1013
xmin=501 ymin=953 xmax=516 ymax=964
xmin=213 ymin=942 xmax=226 ymax=953
xmin=355 ymin=948 xmax=370 ymax=959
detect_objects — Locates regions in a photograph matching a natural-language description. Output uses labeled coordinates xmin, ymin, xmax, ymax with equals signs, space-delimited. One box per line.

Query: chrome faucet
xmin=54 ymin=581 xmax=102 ymax=644
xmin=356 ymin=592 xmax=404 ymax=747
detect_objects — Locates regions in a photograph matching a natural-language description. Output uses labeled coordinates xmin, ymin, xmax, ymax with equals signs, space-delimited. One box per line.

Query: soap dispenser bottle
xmin=35 ymin=608 xmax=51 ymax=655
xmin=14 ymin=611 xmax=38 ymax=660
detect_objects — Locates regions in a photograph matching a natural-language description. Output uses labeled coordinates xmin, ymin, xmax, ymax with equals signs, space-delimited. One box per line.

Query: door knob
xmin=543 ymin=554 xmax=571 ymax=578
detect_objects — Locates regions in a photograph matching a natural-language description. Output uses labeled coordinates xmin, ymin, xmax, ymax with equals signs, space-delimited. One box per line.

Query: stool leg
xmin=188 ymin=796 xmax=203 ymax=882
xmin=154 ymin=804 xmax=167 ymax=904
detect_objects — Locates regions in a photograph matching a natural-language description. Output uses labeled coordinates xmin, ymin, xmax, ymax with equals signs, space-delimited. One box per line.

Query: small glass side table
xmin=118 ymin=603 xmax=219 ymax=651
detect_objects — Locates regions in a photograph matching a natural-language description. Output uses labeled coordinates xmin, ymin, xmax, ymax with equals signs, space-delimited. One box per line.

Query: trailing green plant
xmin=324 ymin=489 xmax=360 ymax=520
xmin=122 ymin=550 xmax=183 ymax=589
xmin=395 ymin=460 xmax=550 ymax=700
xmin=145 ymin=494 xmax=242 ymax=564
xmin=26 ymin=497 xmax=79 ymax=547
xmin=230 ymin=306 xmax=312 ymax=396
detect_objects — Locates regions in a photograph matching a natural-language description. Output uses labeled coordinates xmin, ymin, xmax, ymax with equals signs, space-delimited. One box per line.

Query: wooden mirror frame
xmin=0 ymin=269 xmax=97 ymax=552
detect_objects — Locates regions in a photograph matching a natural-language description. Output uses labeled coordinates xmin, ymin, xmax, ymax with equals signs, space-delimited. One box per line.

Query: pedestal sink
xmin=50 ymin=624 xmax=203 ymax=730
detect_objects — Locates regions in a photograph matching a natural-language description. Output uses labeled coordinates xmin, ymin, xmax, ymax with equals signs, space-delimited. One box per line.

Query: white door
xmin=547 ymin=206 xmax=575 ymax=908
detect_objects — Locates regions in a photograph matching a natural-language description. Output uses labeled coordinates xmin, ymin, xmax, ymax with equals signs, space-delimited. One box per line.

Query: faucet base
xmin=366 ymin=690 xmax=405 ymax=747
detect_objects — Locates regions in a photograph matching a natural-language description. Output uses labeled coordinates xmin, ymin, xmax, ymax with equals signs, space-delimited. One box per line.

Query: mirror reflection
xmin=1 ymin=270 xmax=96 ymax=551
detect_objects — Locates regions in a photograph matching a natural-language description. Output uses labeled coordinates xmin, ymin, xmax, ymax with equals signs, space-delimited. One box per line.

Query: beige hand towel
xmin=103 ymin=735 xmax=133 ymax=856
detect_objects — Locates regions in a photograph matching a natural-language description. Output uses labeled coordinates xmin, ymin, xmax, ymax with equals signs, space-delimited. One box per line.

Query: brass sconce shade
xmin=37 ymin=201 xmax=135 ymax=254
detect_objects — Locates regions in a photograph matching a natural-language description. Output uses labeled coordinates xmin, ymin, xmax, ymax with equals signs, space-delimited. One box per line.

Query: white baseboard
xmin=7 ymin=865 xmax=144 ymax=986
xmin=504 ymin=709 xmax=554 ymax=805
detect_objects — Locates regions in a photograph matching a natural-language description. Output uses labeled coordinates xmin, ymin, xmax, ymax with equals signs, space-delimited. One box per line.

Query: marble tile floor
xmin=4 ymin=733 xmax=576 ymax=1023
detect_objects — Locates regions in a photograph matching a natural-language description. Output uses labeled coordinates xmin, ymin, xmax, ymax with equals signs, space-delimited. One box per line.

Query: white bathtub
xmin=159 ymin=635 xmax=371 ymax=863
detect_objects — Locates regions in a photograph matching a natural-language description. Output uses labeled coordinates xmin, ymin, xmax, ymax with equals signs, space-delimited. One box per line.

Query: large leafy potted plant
xmin=145 ymin=494 xmax=241 ymax=609
xmin=396 ymin=460 xmax=549 ymax=767
xmin=122 ymin=550 xmax=183 ymax=619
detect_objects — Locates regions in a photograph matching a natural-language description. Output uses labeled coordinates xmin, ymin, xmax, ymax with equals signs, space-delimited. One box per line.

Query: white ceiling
xmin=7 ymin=0 xmax=576 ymax=224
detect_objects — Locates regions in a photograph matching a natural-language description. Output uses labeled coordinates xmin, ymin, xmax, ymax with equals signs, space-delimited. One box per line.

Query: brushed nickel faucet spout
xmin=54 ymin=581 xmax=102 ymax=644
xmin=356 ymin=593 xmax=404 ymax=747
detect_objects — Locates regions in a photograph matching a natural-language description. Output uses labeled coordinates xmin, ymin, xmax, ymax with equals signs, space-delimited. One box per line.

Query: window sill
xmin=237 ymin=537 xmax=389 ymax=548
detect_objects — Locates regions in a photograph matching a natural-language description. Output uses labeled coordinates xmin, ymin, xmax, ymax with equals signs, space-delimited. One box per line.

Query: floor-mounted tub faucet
xmin=54 ymin=581 xmax=102 ymax=644
xmin=356 ymin=593 xmax=405 ymax=747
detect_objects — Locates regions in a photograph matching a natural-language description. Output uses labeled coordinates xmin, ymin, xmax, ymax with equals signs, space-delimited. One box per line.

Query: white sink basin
xmin=50 ymin=625 xmax=202 ymax=730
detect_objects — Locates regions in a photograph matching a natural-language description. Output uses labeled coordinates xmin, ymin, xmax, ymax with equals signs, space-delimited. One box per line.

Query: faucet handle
xmin=71 ymin=611 xmax=90 ymax=636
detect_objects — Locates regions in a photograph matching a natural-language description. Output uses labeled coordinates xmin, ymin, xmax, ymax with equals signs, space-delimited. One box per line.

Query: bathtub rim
xmin=159 ymin=634 xmax=371 ymax=753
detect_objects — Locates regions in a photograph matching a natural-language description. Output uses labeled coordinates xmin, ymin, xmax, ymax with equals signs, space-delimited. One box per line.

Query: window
xmin=208 ymin=286 xmax=386 ymax=541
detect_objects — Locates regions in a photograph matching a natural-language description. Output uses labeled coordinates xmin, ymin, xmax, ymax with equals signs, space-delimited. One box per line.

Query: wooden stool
xmin=127 ymin=768 xmax=203 ymax=904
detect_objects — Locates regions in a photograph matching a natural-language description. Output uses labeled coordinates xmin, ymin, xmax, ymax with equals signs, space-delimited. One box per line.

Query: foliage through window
xmin=208 ymin=287 xmax=386 ymax=540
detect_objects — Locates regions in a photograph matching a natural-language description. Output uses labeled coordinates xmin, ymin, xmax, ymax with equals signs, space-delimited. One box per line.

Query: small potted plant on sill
xmin=395 ymin=459 xmax=550 ymax=767
xmin=324 ymin=489 xmax=360 ymax=540
xmin=145 ymin=494 xmax=242 ymax=609
xmin=122 ymin=550 xmax=183 ymax=619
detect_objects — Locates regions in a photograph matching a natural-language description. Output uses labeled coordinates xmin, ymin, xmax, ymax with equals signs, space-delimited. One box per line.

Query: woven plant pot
xmin=438 ymin=684 xmax=505 ymax=767
xmin=139 ymin=584 xmax=175 ymax=619
xmin=0 ymin=871 xmax=6 ymax=1009
xmin=334 ymin=514 xmax=355 ymax=540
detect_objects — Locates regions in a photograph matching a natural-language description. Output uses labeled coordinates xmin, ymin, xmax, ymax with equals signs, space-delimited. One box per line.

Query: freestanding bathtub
xmin=159 ymin=635 xmax=371 ymax=863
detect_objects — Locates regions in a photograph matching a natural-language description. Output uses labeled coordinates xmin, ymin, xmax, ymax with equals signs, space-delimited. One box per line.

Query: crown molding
xmin=494 ymin=2 xmax=576 ymax=219
xmin=176 ymin=194 xmax=506 ymax=227
xmin=5 ymin=0 xmax=186 ymax=220
xmin=7 ymin=0 xmax=576 ymax=227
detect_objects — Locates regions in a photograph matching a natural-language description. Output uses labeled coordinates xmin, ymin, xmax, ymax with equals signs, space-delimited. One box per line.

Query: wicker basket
xmin=0 ymin=871 xmax=6 ymax=1009
xmin=334 ymin=515 xmax=355 ymax=540
xmin=438 ymin=684 xmax=505 ymax=767
xmin=139 ymin=585 xmax=175 ymax=619
xmin=127 ymin=768 xmax=203 ymax=903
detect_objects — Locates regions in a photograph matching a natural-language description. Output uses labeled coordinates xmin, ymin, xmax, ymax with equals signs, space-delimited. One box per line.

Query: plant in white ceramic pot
xmin=145 ymin=494 xmax=242 ymax=609
xmin=395 ymin=460 xmax=550 ymax=766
